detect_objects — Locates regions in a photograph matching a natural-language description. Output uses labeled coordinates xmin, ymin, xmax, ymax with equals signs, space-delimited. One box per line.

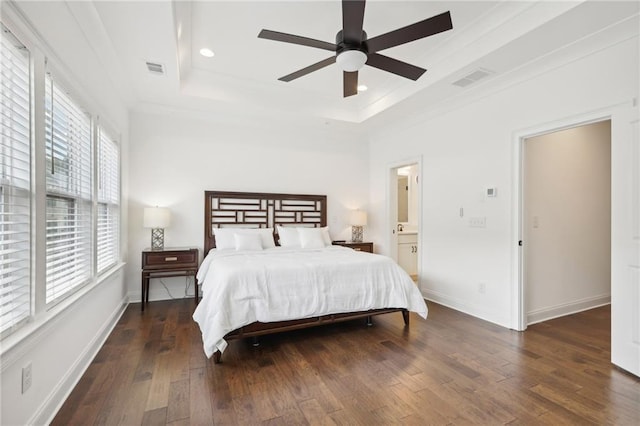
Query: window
xmin=0 ymin=26 xmax=31 ymax=336
xmin=45 ymin=75 xmax=93 ymax=305
xmin=0 ymin=19 xmax=122 ymax=340
xmin=96 ymin=128 xmax=119 ymax=273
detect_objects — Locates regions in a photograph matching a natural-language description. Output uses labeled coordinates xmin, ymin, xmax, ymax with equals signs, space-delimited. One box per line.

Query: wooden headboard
xmin=204 ymin=191 xmax=327 ymax=252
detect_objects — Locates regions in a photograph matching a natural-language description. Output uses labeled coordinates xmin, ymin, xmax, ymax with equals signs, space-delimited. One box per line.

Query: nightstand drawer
xmin=348 ymin=243 xmax=372 ymax=252
xmin=332 ymin=241 xmax=374 ymax=253
xmin=142 ymin=249 xmax=198 ymax=269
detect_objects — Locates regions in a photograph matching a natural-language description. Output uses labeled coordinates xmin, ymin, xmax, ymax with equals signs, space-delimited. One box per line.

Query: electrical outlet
xmin=478 ymin=283 xmax=486 ymax=294
xmin=469 ymin=217 xmax=486 ymax=228
xmin=22 ymin=362 xmax=32 ymax=394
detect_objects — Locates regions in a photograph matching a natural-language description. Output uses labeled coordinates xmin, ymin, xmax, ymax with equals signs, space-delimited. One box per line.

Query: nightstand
xmin=332 ymin=241 xmax=374 ymax=253
xmin=141 ymin=247 xmax=199 ymax=311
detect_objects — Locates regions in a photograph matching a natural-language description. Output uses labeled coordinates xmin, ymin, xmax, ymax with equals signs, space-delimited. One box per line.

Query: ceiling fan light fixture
xmin=336 ymin=49 xmax=367 ymax=72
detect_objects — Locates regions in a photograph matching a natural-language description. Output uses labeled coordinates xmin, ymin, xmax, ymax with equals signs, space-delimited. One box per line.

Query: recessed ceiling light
xmin=357 ymin=84 xmax=368 ymax=92
xmin=199 ymin=48 xmax=215 ymax=58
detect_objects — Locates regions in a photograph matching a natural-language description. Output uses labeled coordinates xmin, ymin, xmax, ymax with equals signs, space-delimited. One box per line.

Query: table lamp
xmin=350 ymin=209 xmax=367 ymax=243
xmin=144 ymin=207 xmax=170 ymax=250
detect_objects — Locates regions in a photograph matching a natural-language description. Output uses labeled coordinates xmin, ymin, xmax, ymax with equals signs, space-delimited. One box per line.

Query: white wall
xmin=127 ymin=109 xmax=369 ymax=301
xmin=368 ymin=37 xmax=638 ymax=327
xmin=525 ymin=121 xmax=611 ymax=324
xmin=0 ymin=3 xmax=130 ymax=425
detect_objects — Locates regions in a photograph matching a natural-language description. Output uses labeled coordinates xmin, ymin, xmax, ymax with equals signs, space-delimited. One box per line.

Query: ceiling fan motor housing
xmin=335 ymin=29 xmax=368 ymax=54
xmin=335 ymin=30 xmax=368 ymax=72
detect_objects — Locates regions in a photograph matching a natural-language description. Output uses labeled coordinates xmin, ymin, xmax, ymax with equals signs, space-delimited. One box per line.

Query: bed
xmin=193 ymin=191 xmax=427 ymax=363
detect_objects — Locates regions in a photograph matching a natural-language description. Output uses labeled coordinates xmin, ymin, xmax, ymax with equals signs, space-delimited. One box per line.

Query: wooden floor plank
xmin=188 ymin=367 xmax=214 ymax=425
xmin=117 ymin=380 xmax=152 ymax=426
xmin=93 ymin=349 xmax=143 ymax=425
xmin=298 ymin=398 xmax=337 ymax=425
xmin=166 ymin=378 xmax=190 ymax=423
xmin=141 ymin=407 xmax=167 ymax=426
xmin=51 ymin=300 xmax=640 ymax=425
xmin=145 ymin=351 xmax=173 ymax=411
xmin=389 ymin=382 xmax=455 ymax=424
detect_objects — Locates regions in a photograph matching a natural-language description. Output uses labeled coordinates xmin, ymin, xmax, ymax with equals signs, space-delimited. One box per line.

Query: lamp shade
xmin=349 ymin=210 xmax=367 ymax=226
xmin=143 ymin=207 xmax=170 ymax=228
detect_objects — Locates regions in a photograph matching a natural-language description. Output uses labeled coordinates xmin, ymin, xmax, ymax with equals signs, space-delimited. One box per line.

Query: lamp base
xmin=151 ymin=228 xmax=165 ymax=250
xmin=351 ymin=226 xmax=363 ymax=243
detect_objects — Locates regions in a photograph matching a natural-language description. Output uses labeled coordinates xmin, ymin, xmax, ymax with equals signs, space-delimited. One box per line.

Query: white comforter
xmin=192 ymin=246 xmax=427 ymax=358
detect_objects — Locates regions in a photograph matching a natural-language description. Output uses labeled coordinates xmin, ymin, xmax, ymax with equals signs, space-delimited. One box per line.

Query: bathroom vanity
xmin=397 ymin=232 xmax=418 ymax=280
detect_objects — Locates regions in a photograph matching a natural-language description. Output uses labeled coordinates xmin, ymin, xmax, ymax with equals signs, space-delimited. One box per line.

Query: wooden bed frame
xmin=203 ymin=190 xmax=409 ymax=363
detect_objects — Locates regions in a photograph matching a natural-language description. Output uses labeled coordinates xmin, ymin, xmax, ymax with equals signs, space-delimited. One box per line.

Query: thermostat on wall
xmin=486 ymin=187 xmax=497 ymax=197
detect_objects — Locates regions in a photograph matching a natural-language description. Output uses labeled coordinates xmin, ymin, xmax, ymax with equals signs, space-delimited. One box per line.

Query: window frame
xmin=44 ymin=73 xmax=94 ymax=308
xmin=96 ymin=126 xmax=120 ymax=274
xmin=0 ymin=23 xmax=32 ymax=338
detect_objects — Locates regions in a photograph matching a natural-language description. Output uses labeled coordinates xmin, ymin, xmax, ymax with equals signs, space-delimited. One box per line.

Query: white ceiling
xmin=13 ymin=1 xmax=640 ymax=127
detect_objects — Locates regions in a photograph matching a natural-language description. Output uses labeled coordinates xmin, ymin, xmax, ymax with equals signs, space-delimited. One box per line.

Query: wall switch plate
xmin=478 ymin=282 xmax=486 ymax=294
xmin=469 ymin=217 xmax=486 ymax=228
xmin=22 ymin=362 xmax=32 ymax=393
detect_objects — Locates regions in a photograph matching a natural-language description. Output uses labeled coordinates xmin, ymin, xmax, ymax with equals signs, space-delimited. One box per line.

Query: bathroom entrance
xmin=389 ymin=160 xmax=421 ymax=283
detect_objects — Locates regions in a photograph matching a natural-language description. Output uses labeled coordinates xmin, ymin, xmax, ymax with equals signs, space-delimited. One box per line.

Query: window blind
xmin=45 ymin=75 xmax=92 ymax=305
xmin=96 ymin=128 xmax=119 ymax=273
xmin=0 ymin=26 xmax=31 ymax=336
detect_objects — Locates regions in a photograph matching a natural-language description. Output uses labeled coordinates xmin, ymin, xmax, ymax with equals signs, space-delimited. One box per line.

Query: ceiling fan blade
xmin=278 ymin=57 xmax=337 ymax=82
xmin=343 ymin=71 xmax=358 ymax=97
xmin=366 ymin=53 xmax=426 ymax=80
xmin=258 ymin=29 xmax=337 ymax=51
xmin=342 ymin=0 xmax=366 ymax=44
xmin=366 ymin=11 xmax=453 ymax=53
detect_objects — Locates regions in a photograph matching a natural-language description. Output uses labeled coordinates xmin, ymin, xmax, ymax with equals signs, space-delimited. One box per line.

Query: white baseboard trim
xmin=31 ymin=296 xmax=129 ymax=426
xmin=527 ymin=294 xmax=611 ymax=325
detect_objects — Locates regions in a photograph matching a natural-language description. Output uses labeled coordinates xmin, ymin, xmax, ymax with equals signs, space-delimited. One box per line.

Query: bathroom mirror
xmin=397 ymin=175 xmax=409 ymax=223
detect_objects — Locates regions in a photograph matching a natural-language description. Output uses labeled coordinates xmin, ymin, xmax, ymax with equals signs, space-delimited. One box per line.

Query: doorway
xmin=512 ymin=103 xmax=639 ymax=376
xmin=522 ymin=120 xmax=612 ymax=326
xmin=388 ymin=160 xmax=421 ymax=284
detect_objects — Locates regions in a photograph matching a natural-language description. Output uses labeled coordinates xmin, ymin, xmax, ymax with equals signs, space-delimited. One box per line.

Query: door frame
xmin=510 ymin=102 xmax=629 ymax=331
xmin=387 ymin=156 xmax=423 ymax=288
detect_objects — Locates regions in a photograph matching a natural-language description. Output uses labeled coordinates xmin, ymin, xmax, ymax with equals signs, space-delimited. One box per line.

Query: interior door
xmin=611 ymin=106 xmax=640 ymax=377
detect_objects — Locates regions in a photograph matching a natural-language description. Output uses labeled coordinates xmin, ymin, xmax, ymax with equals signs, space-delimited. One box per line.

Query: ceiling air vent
xmin=452 ymin=68 xmax=493 ymax=88
xmin=145 ymin=61 xmax=165 ymax=75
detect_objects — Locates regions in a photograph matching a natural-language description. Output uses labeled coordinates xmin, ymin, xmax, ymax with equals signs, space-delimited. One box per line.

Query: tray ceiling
xmin=13 ymin=1 xmax=639 ymax=126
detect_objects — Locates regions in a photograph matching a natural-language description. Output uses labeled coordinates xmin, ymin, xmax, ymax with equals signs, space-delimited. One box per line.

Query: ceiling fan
xmin=258 ymin=0 xmax=453 ymax=97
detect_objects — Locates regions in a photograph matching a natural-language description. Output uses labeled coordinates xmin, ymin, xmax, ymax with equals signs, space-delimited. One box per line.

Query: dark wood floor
xmin=52 ymin=300 xmax=639 ymax=425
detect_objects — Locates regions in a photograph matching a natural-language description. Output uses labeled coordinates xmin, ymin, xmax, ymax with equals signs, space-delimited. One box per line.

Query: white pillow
xmin=253 ymin=227 xmax=276 ymax=248
xmin=234 ymin=233 xmax=263 ymax=251
xmin=321 ymin=226 xmax=331 ymax=246
xmin=298 ymin=227 xmax=327 ymax=249
xmin=277 ymin=226 xmax=300 ymax=247
xmin=213 ymin=228 xmax=236 ymax=249
xmin=214 ymin=227 xmax=275 ymax=249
